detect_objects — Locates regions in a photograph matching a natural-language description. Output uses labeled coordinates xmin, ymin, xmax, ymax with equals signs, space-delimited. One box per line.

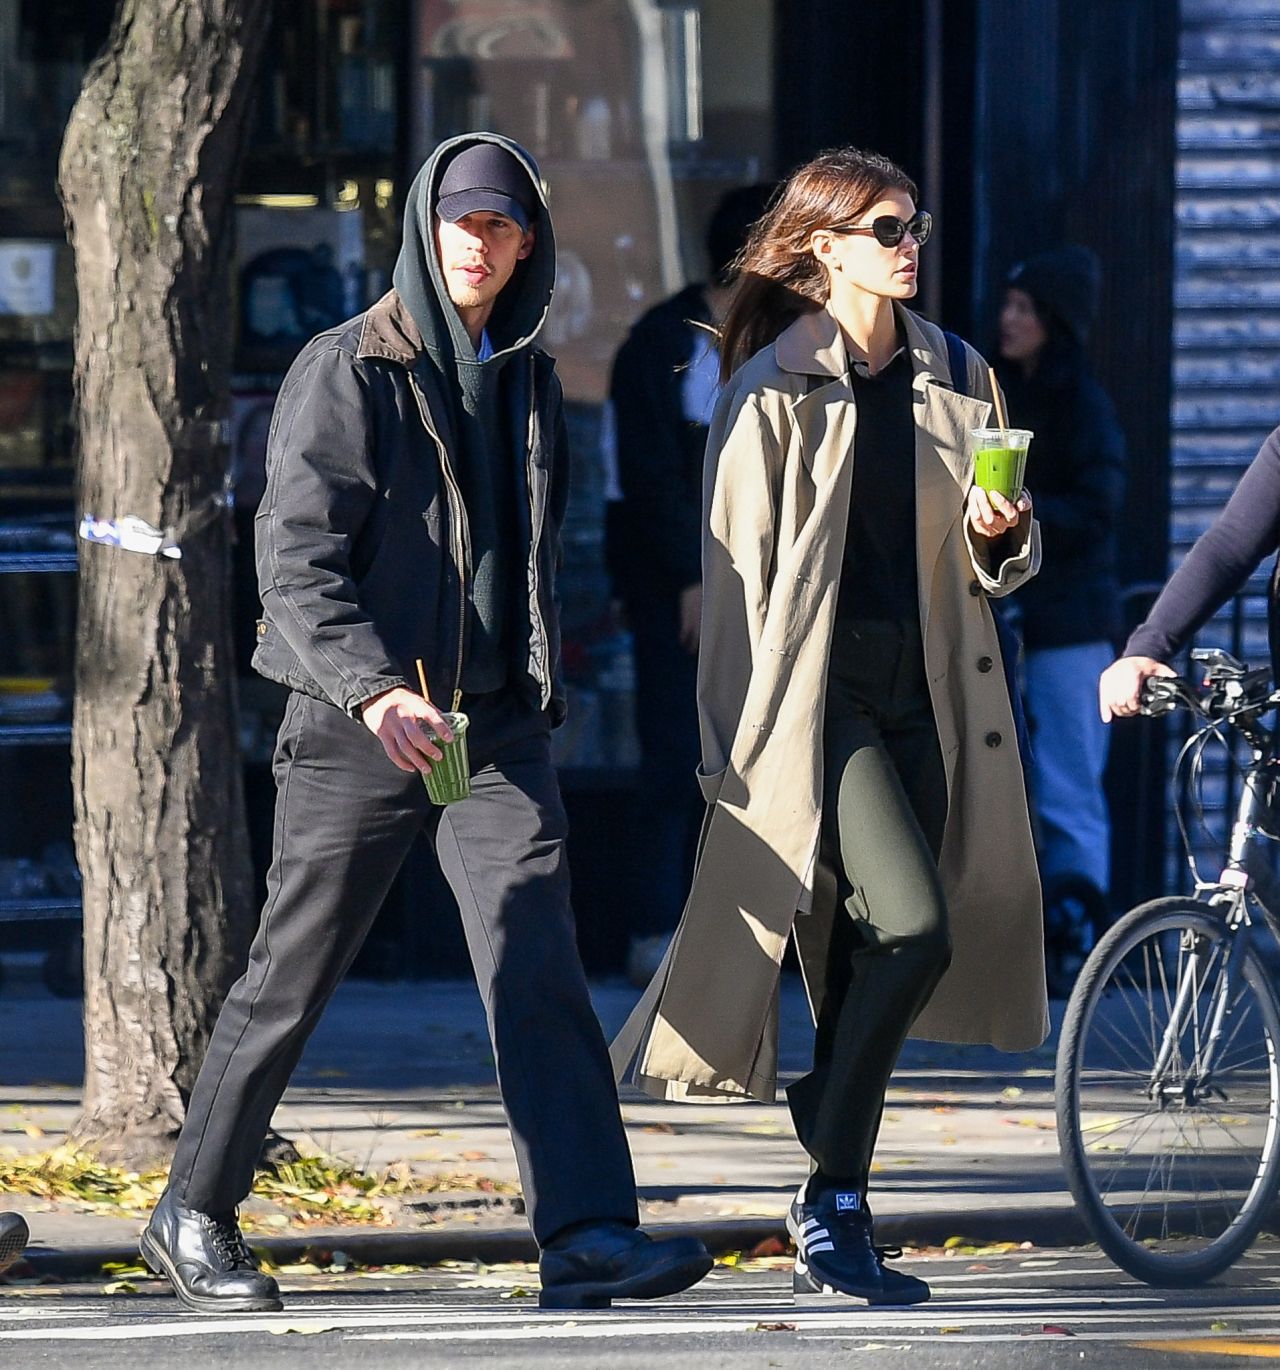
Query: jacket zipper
xmin=526 ymin=352 xmax=550 ymax=705
xmin=406 ymin=370 xmax=469 ymax=712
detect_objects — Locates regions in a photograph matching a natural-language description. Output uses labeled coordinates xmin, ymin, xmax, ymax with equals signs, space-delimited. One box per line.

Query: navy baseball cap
xmin=436 ymin=143 xmax=537 ymax=232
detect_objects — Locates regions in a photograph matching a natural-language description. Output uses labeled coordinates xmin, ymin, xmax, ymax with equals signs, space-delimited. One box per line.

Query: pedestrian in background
xmin=614 ymin=146 xmax=1046 ymax=1306
xmin=606 ymin=183 xmax=774 ymax=988
xmin=995 ymin=246 xmax=1127 ymax=995
xmin=140 ymin=134 xmax=711 ymax=1316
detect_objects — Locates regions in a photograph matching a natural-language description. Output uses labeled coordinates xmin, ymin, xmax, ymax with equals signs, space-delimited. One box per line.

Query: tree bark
xmin=58 ymin=0 xmax=272 ymax=1167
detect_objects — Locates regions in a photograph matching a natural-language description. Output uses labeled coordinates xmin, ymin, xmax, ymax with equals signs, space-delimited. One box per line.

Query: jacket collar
xmin=356 ymin=289 xmax=426 ymax=366
xmin=774 ymin=301 xmax=949 ymax=387
xmin=356 ymin=287 xmax=550 ymax=377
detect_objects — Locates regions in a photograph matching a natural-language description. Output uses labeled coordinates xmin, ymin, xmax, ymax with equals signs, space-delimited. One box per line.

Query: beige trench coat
xmin=611 ymin=304 xmax=1048 ymax=1104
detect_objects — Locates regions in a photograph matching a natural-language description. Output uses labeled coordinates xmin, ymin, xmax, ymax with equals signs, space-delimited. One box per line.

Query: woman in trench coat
xmin=612 ymin=147 xmax=1048 ymax=1306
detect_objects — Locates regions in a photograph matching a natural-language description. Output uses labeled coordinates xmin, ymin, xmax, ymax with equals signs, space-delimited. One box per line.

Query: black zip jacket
xmin=250 ymin=288 xmax=570 ymax=724
xmin=607 ymin=283 xmax=713 ymax=604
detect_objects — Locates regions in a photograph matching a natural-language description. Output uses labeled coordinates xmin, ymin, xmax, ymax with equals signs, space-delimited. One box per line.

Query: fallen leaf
xmin=1210 ymin=1320 xmax=1230 ymax=1332
xmin=1001 ymin=1086 xmax=1025 ymax=1100
xmin=750 ymin=1237 xmax=788 ymax=1258
xmin=1041 ymin=1324 xmax=1075 ymax=1336
xmin=268 ymin=1324 xmax=341 ymax=1336
xmin=460 ymin=1151 xmax=490 ymax=1162
xmin=753 ymin=1322 xmax=796 ymax=1332
xmin=101 ymin=1280 xmax=138 ymax=1295
xmin=642 ymin=1123 xmax=678 ymax=1135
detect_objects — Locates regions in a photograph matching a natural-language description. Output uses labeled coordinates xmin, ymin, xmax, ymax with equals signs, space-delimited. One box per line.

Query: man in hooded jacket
xmin=140 ymin=134 xmax=711 ymax=1315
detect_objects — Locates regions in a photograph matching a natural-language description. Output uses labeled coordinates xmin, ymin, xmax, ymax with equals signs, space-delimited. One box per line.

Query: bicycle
xmin=1055 ymin=646 xmax=1280 ymax=1286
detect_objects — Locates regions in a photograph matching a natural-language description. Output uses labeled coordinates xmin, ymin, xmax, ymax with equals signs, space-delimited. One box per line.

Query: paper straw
xmin=988 ymin=366 xmax=1009 ymax=430
xmin=415 ymin=658 xmax=431 ymax=704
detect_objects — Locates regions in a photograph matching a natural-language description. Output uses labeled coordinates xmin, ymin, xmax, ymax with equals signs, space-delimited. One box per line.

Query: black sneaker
xmin=787 ymin=1185 xmax=929 ymax=1305
xmin=539 ymin=1221 xmax=712 ymax=1309
xmin=0 ymin=1212 xmax=28 ymax=1277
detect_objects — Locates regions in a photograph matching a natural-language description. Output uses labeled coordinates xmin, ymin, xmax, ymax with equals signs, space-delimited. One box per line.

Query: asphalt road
xmin=2 ymin=1244 xmax=1279 ymax=1367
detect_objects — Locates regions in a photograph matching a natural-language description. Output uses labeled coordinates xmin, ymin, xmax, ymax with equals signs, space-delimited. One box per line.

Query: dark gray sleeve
xmin=1125 ymin=426 xmax=1280 ymax=661
xmin=256 ymin=345 xmax=406 ymax=715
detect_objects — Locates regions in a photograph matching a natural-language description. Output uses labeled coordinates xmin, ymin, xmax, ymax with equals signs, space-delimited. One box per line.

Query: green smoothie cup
xmin=970 ymin=427 xmax=1033 ymax=502
xmin=424 ymin=711 xmax=471 ymax=805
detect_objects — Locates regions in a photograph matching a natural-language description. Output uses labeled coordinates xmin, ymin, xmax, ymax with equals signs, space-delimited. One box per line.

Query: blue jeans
xmin=1024 ymin=640 xmax=1114 ymax=896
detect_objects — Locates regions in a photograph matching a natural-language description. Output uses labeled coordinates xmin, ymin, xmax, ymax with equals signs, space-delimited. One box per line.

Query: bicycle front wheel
xmin=1056 ymin=896 xmax=1280 ymax=1286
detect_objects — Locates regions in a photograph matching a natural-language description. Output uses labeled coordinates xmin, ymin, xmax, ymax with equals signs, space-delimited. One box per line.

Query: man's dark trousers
xmin=167 ymin=688 xmax=639 ymax=1245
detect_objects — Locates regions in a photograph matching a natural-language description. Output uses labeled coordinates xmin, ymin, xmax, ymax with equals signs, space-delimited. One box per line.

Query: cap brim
xmin=436 ymin=189 xmax=530 ymax=232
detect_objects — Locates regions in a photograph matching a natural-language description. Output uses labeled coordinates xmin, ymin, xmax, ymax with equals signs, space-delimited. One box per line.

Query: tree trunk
xmin=58 ymin=0 xmax=272 ymax=1167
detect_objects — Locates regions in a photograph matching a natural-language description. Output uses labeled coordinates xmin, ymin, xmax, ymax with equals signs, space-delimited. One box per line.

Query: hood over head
xmin=392 ymin=132 xmax=555 ymax=378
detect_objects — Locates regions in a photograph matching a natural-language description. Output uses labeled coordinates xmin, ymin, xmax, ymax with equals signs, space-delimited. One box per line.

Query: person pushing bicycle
xmin=1101 ymin=423 xmax=1280 ymax=718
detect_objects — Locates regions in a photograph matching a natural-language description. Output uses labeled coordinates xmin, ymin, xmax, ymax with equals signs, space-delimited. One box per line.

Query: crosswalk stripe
xmin=1132 ymin=1340 xmax=1280 ymax=1358
xmin=2 ymin=1300 xmax=1278 ymax=1344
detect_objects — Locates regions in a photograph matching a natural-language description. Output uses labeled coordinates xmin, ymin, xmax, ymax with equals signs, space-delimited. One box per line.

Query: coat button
xmin=985 ymin=731 xmax=1002 ymax=748
xmin=968 ymin=580 xmax=981 ymax=597
xmin=977 ymin=655 xmax=994 ymax=673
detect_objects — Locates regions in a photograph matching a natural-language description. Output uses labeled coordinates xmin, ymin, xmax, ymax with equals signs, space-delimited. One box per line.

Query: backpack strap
xmin=942 ymin=329 xmax=969 ymax=399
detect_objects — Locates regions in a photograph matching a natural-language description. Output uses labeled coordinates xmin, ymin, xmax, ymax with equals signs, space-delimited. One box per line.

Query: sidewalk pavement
xmin=0 ymin=958 xmax=1082 ymax=1279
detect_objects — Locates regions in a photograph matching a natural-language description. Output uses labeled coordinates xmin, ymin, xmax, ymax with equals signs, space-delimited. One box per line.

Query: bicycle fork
xmin=1150 ymin=898 xmax=1249 ymax=1105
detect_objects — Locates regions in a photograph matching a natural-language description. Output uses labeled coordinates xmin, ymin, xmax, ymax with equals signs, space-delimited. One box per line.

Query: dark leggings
xmin=786 ymin=618 xmax=952 ymax=1194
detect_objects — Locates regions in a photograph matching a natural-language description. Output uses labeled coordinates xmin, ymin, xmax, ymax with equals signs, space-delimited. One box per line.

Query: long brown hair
xmin=718 ymin=147 xmax=918 ymax=381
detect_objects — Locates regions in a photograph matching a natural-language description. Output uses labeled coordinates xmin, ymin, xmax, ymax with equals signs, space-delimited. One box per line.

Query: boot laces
xmin=203 ymin=1212 xmax=253 ymax=1269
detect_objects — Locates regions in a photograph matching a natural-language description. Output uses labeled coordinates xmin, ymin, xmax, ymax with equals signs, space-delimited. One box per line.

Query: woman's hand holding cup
xmin=967 ymin=485 xmax=1032 ymax=539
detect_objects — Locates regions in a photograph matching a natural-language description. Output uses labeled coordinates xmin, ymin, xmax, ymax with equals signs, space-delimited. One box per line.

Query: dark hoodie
xmin=393 ymin=134 xmax=557 ymax=692
xmin=251 ymin=134 xmax=568 ymax=722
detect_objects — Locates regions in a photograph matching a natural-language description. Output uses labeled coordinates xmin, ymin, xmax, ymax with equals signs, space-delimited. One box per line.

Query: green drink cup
xmin=424 ymin=711 xmax=471 ymax=805
xmin=970 ymin=427 xmax=1033 ymax=502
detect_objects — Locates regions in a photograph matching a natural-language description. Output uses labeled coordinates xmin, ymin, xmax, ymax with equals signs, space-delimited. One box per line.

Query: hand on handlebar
xmin=1099 ymin=655 xmax=1176 ymax=723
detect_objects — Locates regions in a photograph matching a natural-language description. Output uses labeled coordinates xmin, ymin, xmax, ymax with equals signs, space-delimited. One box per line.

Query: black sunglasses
xmin=830 ymin=211 xmax=932 ymax=248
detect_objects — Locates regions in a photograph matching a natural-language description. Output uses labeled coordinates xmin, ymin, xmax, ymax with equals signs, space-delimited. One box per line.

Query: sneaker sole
xmin=539 ymin=1250 xmax=714 ymax=1310
xmin=0 ymin=1217 xmax=29 ymax=1277
xmin=139 ymin=1229 xmax=283 ymax=1314
xmin=793 ymin=1259 xmax=930 ymax=1307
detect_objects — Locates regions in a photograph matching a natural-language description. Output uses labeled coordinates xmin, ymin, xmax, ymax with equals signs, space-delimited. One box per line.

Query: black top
xmin=835 ymin=346 xmax=919 ymax=623
xmin=1126 ymin=424 xmax=1280 ymax=664
xmin=997 ymin=356 xmax=1127 ymax=649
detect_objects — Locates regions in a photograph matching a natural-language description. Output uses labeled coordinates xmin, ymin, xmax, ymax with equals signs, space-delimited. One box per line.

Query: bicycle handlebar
xmin=1140 ymin=666 xmax=1279 ymax=724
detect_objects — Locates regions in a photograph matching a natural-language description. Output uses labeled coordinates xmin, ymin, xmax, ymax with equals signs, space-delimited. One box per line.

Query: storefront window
xmin=410 ymin=0 xmax=775 ymax=773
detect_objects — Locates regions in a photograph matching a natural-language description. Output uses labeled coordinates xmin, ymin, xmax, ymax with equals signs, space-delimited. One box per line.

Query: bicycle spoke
xmin=1090 ymin=1010 xmax=1160 ymax=1077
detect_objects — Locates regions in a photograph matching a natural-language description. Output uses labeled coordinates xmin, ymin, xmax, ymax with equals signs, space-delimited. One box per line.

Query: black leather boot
xmin=539 ymin=1221 xmax=713 ymax=1309
xmin=0 ymin=1211 xmax=28 ymax=1276
xmin=141 ymin=1189 xmax=282 ymax=1313
xmin=788 ymin=1185 xmax=930 ymax=1305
